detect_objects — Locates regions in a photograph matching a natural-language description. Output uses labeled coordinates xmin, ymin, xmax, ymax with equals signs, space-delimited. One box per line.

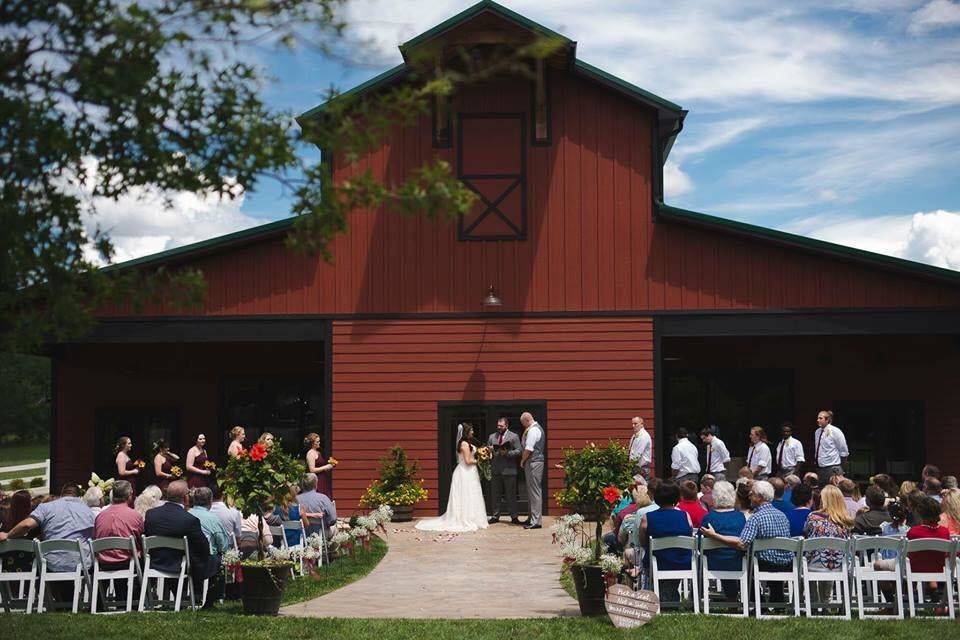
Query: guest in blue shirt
xmin=641 ymin=481 xmax=693 ymax=602
xmin=786 ymin=483 xmax=813 ymax=537
xmin=770 ymin=477 xmax=792 ymax=514
xmin=700 ymin=481 xmax=747 ymax=601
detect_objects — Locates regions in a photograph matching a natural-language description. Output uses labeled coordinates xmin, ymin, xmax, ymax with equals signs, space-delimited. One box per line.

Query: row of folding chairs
xmin=0 ymin=535 xmax=212 ymax=614
xmin=644 ymin=534 xmax=959 ymax=620
xmin=266 ymin=519 xmax=330 ymax=576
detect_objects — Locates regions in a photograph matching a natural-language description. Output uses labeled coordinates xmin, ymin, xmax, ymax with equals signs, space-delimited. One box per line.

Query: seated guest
xmin=0 ymin=490 xmax=34 ymax=571
xmin=92 ymin=480 xmax=142 ymax=604
xmin=906 ymin=496 xmax=950 ymax=601
xmin=870 ymin=473 xmax=899 ymax=504
xmin=904 ymin=489 xmax=925 ymax=526
xmin=677 ymin=480 xmax=707 ymax=528
xmin=737 ymin=466 xmax=754 ymax=481
xmin=899 ymin=480 xmax=917 ymax=501
xmin=614 ymin=484 xmax=658 ymax=558
xmin=787 ymin=483 xmax=814 ymax=537
xmin=782 ymin=474 xmax=800 ymax=506
xmin=769 ymin=477 xmax=791 ymax=514
xmin=924 ymin=477 xmax=943 ymax=503
xmin=874 ymin=501 xmax=909 ymax=570
xmin=639 ymin=481 xmax=693 ymax=602
xmin=0 ymin=483 xmax=94 ymax=603
xmin=143 ymin=480 xmax=210 ymax=596
xmin=803 ymin=485 xmax=853 ymax=603
xmin=802 ymin=472 xmax=819 ymax=488
xmin=838 ymin=478 xmax=865 ymax=519
xmin=209 ymin=484 xmax=242 ymax=546
xmin=188 ymin=487 xmax=229 ymax=608
xmin=134 ymin=485 xmax=163 ymax=517
xmin=699 ymin=475 xmax=716 ymax=511
xmin=700 ymin=481 xmax=746 ymax=601
xmin=83 ymin=486 xmax=105 ymax=516
xmin=853 ymin=486 xmax=890 ymax=536
xmin=297 ymin=473 xmax=337 ymax=536
xmin=943 ymin=476 xmax=958 ymax=490
xmin=735 ymin=480 xmax=753 ymax=518
xmin=702 ymin=481 xmax=792 ymax=603
xmin=612 ymin=476 xmax=644 ymax=517
xmin=239 ymin=506 xmax=281 ymax=557
xmin=274 ymin=484 xmax=307 ymax=547
xmin=938 ymin=489 xmax=960 ymax=535
xmin=921 ymin=464 xmax=941 ymax=483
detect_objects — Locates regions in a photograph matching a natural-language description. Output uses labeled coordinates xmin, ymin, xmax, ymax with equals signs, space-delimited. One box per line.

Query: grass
xmin=5 ymin=612 xmax=947 ymax=639
xmin=0 ymin=441 xmax=49 ymax=484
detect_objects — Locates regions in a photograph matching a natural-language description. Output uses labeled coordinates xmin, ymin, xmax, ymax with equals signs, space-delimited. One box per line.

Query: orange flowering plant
xmin=220 ymin=437 xmax=304 ymax=561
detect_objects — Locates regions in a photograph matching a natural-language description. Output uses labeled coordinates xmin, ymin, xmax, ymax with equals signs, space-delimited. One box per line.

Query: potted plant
xmin=554 ymin=441 xmax=633 ymax=615
xmin=358 ymin=445 xmax=428 ymax=521
xmin=219 ymin=438 xmax=304 ymax=615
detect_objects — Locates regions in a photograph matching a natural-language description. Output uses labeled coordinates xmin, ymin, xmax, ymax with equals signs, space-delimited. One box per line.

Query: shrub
xmin=359 ymin=445 xmax=428 ymax=508
xmin=29 ymin=477 xmax=45 ymax=488
xmin=7 ymin=478 xmax=27 ymax=492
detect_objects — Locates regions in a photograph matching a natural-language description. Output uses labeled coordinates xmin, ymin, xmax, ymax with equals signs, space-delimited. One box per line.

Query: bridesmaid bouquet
xmin=476 ymin=446 xmax=493 ymax=481
xmin=170 ymin=466 xmax=183 ymax=478
xmin=204 ymin=460 xmax=218 ymax=472
xmin=328 ymin=456 xmax=339 ymax=467
xmin=134 ymin=459 xmax=146 ymax=469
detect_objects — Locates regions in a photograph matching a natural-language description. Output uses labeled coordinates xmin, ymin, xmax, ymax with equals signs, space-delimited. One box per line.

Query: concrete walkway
xmin=281 ymin=517 xmax=580 ymax=619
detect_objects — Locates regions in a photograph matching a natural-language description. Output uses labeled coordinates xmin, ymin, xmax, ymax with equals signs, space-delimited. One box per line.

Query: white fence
xmin=0 ymin=459 xmax=50 ymax=496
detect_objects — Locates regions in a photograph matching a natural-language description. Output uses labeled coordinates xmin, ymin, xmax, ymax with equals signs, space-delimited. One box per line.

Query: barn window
xmin=456 ymin=113 xmax=527 ymax=241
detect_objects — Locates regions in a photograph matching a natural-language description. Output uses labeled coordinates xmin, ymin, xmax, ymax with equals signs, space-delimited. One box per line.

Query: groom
xmin=487 ymin=417 xmax=522 ymax=525
xmin=520 ymin=412 xmax=545 ymax=530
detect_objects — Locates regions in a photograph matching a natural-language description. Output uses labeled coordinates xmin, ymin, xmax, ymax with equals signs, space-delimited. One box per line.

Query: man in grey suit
xmin=520 ymin=412 xmax=545 ymax=530
xmin=487 ymin=417 xmax=522 ymax=525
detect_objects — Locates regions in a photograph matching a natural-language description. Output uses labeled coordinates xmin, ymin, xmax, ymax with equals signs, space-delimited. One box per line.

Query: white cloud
xmin=663 ymin=160 xmax=693 ymax=197
xmin=908 ymin=0 xmax=960 ymax=34
xmin=783 ymin=209 xmax=960 ymax=270
xmin=81 ymin=184 xmax=264 ymax=265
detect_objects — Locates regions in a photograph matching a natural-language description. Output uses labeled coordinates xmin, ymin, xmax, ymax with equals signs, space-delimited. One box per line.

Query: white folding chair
xmin=700 ymin=536 xmax=749 ymax=616
xmin=282 ymin=520 xmax=308 ymax=574
xmin=649 ymin=535 xmax=699 ymax=613
xmin=801 ymin=537 xmax=851 ymax=619
xmin=89 ymin=536 xmax=141 ymax=614
xmin=35 ymin=539 xmax=91 ymax=613
xmin=269 ymin=525 xmax=287 ymax=550
xmin=905 ymin=537 xmax=955 ymax=619
xmin=0 ymin=539 xmax=39 ymax=613
xmin=138 ymin=535 xmax=196 ymax=612
xmin=229 ymin=532 xmax=239 ymax=551
xmin=852 ymin=536 xmax=904 ymax=619
xmin=751 ymin=537 xmax=802 ymax=619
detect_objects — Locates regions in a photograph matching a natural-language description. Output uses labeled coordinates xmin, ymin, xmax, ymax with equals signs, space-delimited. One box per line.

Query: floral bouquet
xmin=88 ymin=472 xmax=115 ymax=493
xmin=328 ymin=456 xmax=339 ymax=467
xmin=134 ymin=459 xmax=146 ymax=469
xmin=203 ymin=460 xmax=218 ymax=474
xmin=169 ymin=466 xmax=183 ymax=478
xmin=599 ymin=553 xmax=625 ymax=587
xmin=222 ymin=548 xmax=243 ymax=583
xmin=329 ymin=530 xmax=353 ymax=557
xmin=476 ymin=446 xmax=493 ymax=481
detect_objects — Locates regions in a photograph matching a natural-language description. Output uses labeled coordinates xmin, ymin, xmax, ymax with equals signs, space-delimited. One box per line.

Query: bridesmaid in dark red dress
xmin=153 ymin=439 xmax=179 ymax=494
xmin=115 ymin=436 xmax=140 ymax=496
xmin=186 ymin=433 xmax=213 ymax=489
xmin=304 ymin=432 xmax=335 ymax=498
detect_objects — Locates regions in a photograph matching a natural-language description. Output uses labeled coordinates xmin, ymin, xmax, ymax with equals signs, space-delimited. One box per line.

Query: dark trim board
xmin=652 ymin=324 xmax=663 ymax=478
xmin=49 ymin=349 xmax=59 ymax=492
xmin=324 ymin=320 xmax=334 ymax=498
xmin=655 ymin=311 xmax=960 ymax=337
xmin=64 ymin=318 xmax=329 ymax=344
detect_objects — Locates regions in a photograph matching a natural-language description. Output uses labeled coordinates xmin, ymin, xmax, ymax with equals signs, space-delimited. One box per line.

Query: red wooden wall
xmin=330 ymin=317 xmax=654 ymax=513
xmin=99 ymin=70 xmax=960 ymax=319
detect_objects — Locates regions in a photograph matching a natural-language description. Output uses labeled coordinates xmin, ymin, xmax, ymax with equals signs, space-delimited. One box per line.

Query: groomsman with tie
xmin=699 ymin=426 xmax=730 ymax=482
xmin=670 ymin=428 xmax=701 ymax=484
xmin=774 ymin=421 xmax=805 ymax=478
xmin=628 ymin=416 xmax=652 ymax=480
xmin=487 ymin=417 xmax=522 ymax=525
xmin=813 ymin=410 xmax=848 ymax=486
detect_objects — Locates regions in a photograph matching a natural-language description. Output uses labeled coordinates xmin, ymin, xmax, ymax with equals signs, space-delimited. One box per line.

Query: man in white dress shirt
xmin=774 ymin=422 xmax=805 ymax=478
xmin=671 ymin=428 xmax=701 ymax=484
xmin=746 ymin=426 xmax=773 ymax=480
xmin=813 ymin=410 xmax=848 ymax=486
xmin=520 ymin=412 xmax=545 ymax=530
xmin=699 ymin=426 xmax=730 ymax=482
xmin=628 ymin=416 xmax=653 ymax=480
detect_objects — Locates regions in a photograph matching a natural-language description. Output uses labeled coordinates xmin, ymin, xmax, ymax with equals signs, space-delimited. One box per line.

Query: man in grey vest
xmin=520 ymin=412 xmax=545 ymax=530
xmin=487 ymin=417 xmax=522 ymax=525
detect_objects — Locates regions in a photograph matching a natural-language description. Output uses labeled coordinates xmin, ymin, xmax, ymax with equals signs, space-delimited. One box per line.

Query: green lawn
xmin=5 ymin=614 xmax=946 ymax=639
xmin=0 ymin=441 xmax=49 ymax=484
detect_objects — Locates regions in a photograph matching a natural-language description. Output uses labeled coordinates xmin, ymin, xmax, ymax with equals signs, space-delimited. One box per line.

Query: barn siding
xmin=330 ymin=317 xmax=655 ymax=514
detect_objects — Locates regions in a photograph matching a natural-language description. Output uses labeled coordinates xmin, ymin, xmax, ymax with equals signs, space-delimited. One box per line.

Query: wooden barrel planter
xmin=241 ymin=565 xmax=291 ymax=615
xmin=390 ymin=504 xmax=414 ymax=522
xmin=570 ymin=564 xmax=607 ymax=616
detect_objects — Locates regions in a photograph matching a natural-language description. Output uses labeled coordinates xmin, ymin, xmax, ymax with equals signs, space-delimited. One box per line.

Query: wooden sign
xmin=604 ymin=585 xmax=659 ymax=629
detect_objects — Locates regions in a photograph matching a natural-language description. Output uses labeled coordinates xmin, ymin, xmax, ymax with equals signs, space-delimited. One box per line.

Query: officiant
xmin=487 ymin=417 xmax=522 ymax=525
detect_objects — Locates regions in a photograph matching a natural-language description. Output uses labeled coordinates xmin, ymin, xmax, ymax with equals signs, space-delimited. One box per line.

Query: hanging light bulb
xmin=482 ymin=285 xmax=502 ymax=307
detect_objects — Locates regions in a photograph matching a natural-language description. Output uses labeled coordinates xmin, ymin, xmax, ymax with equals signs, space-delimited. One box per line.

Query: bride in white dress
xmin=415 ymin=423 xmax=489 ymax=532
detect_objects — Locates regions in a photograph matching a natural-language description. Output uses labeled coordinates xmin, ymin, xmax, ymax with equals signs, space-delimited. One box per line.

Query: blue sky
xmin=95 ymin=1 xmax=960 ymax=270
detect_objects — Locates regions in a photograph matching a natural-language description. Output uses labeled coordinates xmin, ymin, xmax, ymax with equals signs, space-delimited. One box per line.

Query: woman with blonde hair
xmin=803 ymin=484 xmax=854 ymax=602
xmin=939 ymin=489 xmax=960 ymax=535
xmin=304 ymin=432 xmax=335 ymax=498
xmin=227 ymin=426 xmax=246 ymax=458
xmin=134 ymin=484 xmax=163 ymax=517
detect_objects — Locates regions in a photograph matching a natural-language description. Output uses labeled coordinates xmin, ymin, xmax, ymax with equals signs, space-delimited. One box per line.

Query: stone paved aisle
xmin=281 ymin=516 xmax=580 ymax=618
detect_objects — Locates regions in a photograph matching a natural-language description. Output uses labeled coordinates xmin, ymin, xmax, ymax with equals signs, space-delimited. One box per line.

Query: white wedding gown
xmin=415 ymin=449 xmax=488 ymax=532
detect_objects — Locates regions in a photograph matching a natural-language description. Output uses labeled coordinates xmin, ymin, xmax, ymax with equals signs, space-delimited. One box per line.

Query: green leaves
xmin=219 ymin=439 xmax=305 ymax=518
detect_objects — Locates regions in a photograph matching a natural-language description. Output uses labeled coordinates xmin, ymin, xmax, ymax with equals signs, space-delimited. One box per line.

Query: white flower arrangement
xmin=373 ymin=504 xmax=393 ymax=523
xmin=561 ymin=513 xmax=585 ymax=526
xmin=222 ymin=548 xmax=241 ymax=567
xmin=355 ymin=515 xmax=378 ymax=531
xmin=560 ymin=543 xmax=593 ymax=566
xmin=267 ymin=545 xmax=298 ymax=562
xmin=351 ymin=526 xmax=371 ymax=539
xmin=330 ymin=530 xmax=352 ymax=547
xmin=599 ymin=553 xmax=624 ymax=575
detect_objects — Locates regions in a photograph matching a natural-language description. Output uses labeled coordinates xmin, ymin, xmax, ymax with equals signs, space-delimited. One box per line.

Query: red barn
xmin=52 ymin=2 xmax=960 ymax=515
